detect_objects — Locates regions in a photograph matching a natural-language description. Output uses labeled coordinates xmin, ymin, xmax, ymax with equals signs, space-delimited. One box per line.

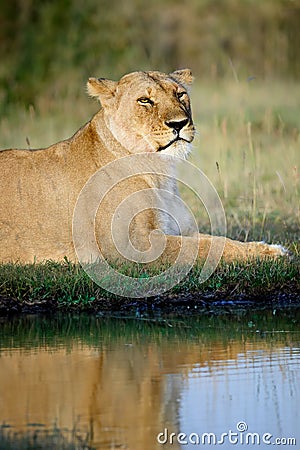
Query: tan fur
xmin=0 ymin=69 xmax=286 ymax=264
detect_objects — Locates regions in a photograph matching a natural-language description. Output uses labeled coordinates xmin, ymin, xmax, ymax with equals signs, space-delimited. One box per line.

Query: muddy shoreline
xmin=1 ymin=289 xmax=299 ymax=317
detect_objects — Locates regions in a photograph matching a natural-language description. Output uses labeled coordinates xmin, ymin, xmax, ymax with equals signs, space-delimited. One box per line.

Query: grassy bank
xmin=0 ymin=256 xmax=299 ymax=315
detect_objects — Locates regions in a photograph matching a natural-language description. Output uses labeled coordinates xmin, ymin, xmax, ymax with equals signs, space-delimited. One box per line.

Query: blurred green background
xmin=1 ymin=0 xmax=299 ymax=108
xmin=0 ymin=0 xmax=299 ymax=245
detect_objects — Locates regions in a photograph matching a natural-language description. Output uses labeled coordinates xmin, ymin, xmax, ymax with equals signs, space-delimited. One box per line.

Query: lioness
xmin=0 ymin=69 xmax=286 ymax=264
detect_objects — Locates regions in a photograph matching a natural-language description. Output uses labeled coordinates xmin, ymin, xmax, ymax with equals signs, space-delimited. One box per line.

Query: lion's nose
xmin=165 ymin=119 xmax=188 ymax=132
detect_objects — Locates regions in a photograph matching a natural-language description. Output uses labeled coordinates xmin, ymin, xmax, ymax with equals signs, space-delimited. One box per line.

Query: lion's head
xmin=87 ymin=69 xmax=195 ymax=158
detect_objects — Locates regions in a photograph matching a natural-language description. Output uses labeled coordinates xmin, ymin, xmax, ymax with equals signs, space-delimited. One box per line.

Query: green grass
xmin=0 ymin=79 xmax=299 ymax=308
xmin=0 ymin=257 xmax=298 ymax=312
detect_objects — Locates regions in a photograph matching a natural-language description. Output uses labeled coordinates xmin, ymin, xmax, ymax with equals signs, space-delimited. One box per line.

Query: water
xmin=0 ymin=312 xmax=299 ymax=449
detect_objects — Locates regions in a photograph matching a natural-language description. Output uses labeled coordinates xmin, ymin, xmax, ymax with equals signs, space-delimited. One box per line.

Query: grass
xmin=0 ymin=257 xmax=298 ymax=313
xmin=0 ymin=78 xmax=299 ymax=310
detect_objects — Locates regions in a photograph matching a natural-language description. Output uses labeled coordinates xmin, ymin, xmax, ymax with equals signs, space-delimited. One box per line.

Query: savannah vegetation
xmin=0 ymin=0 xmax=299 ymax=310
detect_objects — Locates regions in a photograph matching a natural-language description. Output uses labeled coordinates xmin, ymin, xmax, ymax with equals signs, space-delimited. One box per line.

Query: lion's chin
xmin=158 ymin=140 xmax=192 ymax=159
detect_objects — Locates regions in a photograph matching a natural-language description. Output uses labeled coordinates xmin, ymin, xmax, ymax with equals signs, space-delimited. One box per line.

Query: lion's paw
xmin=268 ymin=244 xmax=289 ymax=256
xmin=258 ymin=242 xmax=290 ymax=258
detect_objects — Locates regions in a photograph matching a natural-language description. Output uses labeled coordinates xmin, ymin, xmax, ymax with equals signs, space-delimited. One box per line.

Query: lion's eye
xmin=177 ymin=91 xmax=187 ymax=100
xmin=137 ymin=97 xmax=153 ymax=106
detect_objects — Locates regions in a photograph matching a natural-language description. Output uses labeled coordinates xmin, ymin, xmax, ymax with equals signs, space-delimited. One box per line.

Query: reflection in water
xmin=0 ymin=313 xmax=299 ymax=449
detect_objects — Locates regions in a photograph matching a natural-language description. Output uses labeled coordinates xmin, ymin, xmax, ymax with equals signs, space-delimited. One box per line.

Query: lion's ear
xmin=87 ymin=77 xmax=117 ymax=105
xmin=169 ymin=69 xmax=194 ymax=87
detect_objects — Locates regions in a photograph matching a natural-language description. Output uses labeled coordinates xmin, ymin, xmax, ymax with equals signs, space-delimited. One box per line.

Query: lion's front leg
xmin=156 ymin=234 xmax=288 ymax=266
xmin=218 ymin=236 xmax=288 ymax=262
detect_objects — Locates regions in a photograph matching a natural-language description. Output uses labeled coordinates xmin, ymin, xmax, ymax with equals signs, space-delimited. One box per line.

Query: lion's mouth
xmin=157 ymin=137 xmax=191 ymax=152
